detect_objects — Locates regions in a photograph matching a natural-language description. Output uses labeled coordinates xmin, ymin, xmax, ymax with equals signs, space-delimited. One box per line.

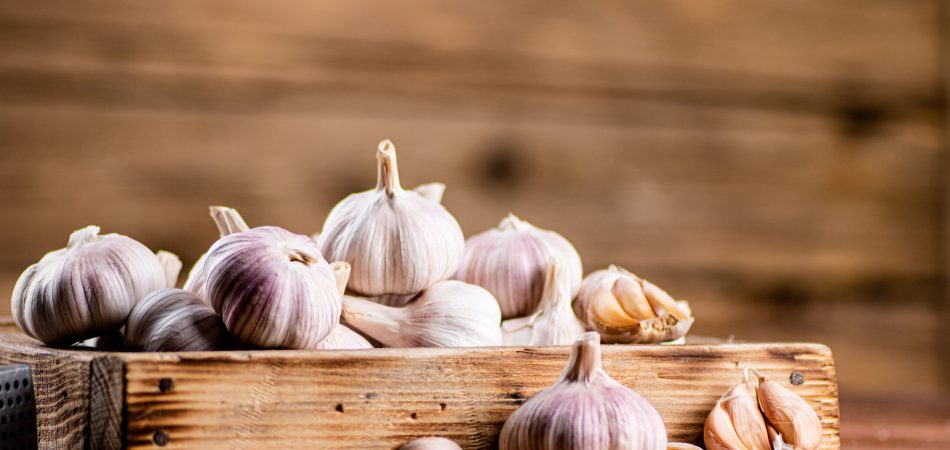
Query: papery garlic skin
xmin=502 ymin=260 xmax=585 ymax=346
xmin=574 ymin=266 xmax=694 ymax=344
xmin=12 ymin=226 xmax=166 ymax=345
xmin=183 ymin=206 xmax=250 ymax=298
xmin=499 ymin=332 xmax=666 ymax=450
xmin=755 ymin=373 xmax=822 ymax=450
xmin=314 ymin=324 xmax=374 ymax=350
xmin=398 ymin=437 xmax=462 ymax=450
xmin=205 ymin=226 xmax=343 ymax=349
xmin=125 ymin=288 xmax=233 ymax=352
xmin=456 ymin=214 xmax=582 ymax=319
xmin=704 ymin=372 xmax=770 ymax=450
xmin=318 ymin=140 xmax=464 ymax=296
xmin=342 ymin=280 xmax=502 ymax=348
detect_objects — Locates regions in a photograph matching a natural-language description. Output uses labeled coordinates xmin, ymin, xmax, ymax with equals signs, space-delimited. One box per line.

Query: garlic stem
xmin=412 ymin=182 xmax=446 ymax=203
xmin=331 ymin=262 xmax=351 ymax=297
xmin=498 ymin=213 xmax=531 ymax=232
xmin=376 ymin=139 xmax=404 ymax=197
xmin=156 ymin=251 xmax=183 ymax=289
xmin=559 ymin=332 xmax=601 ymax=385
xmin=210 ymin=206 xmax=250 ymax=237
xmin=67 ymin=225 xmax=100 ymax=249
xmin=341 ymin=296 xmax=408 ymax=346
xmin=533 ymin=259 xmax=574 ymax=320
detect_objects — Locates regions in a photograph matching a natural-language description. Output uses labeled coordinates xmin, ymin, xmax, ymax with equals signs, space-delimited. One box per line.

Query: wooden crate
xmin=0 ymin=326 xmax=839 ymax=450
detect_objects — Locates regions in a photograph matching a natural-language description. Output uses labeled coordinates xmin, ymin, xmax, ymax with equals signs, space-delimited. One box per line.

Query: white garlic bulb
xmin=499 ymin=332 xmax=667 ymax=450
xmin=573 ymin=266 xmax=694 ymax=344
xmin=342 ymin=280 xmax=502 ymax=348
xmin=205 ymin=226 xmax=346 ymax=349
xmin=318 ymin=139 xmax=465 ymax=296
xmin=501 ymin=260 xmax=586 ymax=346
xmin=398 ymin=437 xmax=462 ymax=450
xmin=456 ymin=214 xmax=583 ymax=319
xmin=314 ymin=324 xmax=374 ymax=350
xmin=12 ymin=226 xmax=166 ymax=345
xmin=183 ymin=206 xmax=250 ymax=297
xmin=124 ymin=288 xmax=233 ymax=352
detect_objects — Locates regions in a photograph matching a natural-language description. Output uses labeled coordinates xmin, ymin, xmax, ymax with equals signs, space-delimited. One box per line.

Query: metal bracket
xmin=0 ymin=365 xmax=37 ymax=449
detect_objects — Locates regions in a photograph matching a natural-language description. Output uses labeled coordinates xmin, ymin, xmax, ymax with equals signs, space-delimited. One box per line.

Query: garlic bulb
xmin=573 ymin=266 xmax=694 ymax=344
xmin=314 ymin=324 xmax=374 ymax=350
xmin=705 ymin=370 xmax=770 ymax=450
xmin=205 ymin=226 xmax=346 ymax=349
xmin=501 ymin=260 xmax=585 ymax=346
xmin=183 ymin=206 xmax=250 ymax=297
xmin=125 ymin=288 xmax=233 ymax=352
xmin=456 ymin=213 xmax=582 ymax=319
xmin=499 ymin=332 xmax=666 ymax=450
xmin=342 ymin=280 xmax=501 ymax=348
xmin=754 ymin=370 xmax=822 ymax=450
xmin=398 ymin=437 xmax=462 ymax=450
xmin=12 ymin=225 xmax=166 ymax=345
xmin=704 ymin=369 xmax=821 ymax=450
xmin=318 ymin=139 xmax=465 ymax=296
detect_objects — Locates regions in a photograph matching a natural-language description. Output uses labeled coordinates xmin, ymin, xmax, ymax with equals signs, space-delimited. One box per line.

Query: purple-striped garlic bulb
xmin=314 ymin=323 xmax=374 ymax=350
xmin=205 ymin=226 xmax=348 ymax=349
xmin=318 ymin=139 xmax=464 ymax=296
xmin=183 ymin=206 xmax=250 ymax=298
xmin=456 ymin=214 xmax=582 ymax=319
xmin=499 ymin=332 xmax=667 ymax=450
xmin=398 ymin=437 xmax=462 ymax=450
xmin=125 ymin=288 xmax=233 ymax=352
xmin=573 ymin=266 xmax=693 ymax=344
xmin=12 ymin=226 xmax=167 ymax=346
xmin=501 ymin=260 xmax=585 ymax=346
xmin=342 ymin=280 xmax=501 ymax=348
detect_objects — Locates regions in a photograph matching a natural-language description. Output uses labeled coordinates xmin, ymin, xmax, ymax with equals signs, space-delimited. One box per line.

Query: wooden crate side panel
xmin=0 ymin=334 xmax=93 ymax=450
xmin=122 ymin=344 xmax=839 ymax=449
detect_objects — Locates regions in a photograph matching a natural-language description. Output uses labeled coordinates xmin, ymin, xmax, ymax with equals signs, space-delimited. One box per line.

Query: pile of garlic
xmin=11 ymin=139 xmax=693 ymax=350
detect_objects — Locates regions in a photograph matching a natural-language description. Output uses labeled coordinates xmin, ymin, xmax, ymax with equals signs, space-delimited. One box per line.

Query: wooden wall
xmin=0 ymin=0 xmax=946 ymax=394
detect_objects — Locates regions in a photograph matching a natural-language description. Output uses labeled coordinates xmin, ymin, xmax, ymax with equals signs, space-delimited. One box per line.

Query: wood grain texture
xmin=89 ymin=356 xmax=125 ymax=450
xmin=0 ymin=333 xmax=96 ymax=450
xmin=119 ymin=343 xmax=838 ymax=449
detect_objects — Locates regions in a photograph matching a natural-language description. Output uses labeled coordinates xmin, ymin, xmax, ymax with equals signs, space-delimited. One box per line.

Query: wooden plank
xmin=942 ymin=0 xmax=950 ymax=388
xmin=119 ymin=343 xmax=839 ymax=449
xmin=0 ymin=333 xmax=96 ymax=450
xmin=89 ymin=356 xmax=125 ymax=450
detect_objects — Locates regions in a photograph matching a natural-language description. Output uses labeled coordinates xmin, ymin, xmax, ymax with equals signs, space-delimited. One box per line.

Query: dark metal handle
xmin=0 ymin=364 xmax=37 ymax=449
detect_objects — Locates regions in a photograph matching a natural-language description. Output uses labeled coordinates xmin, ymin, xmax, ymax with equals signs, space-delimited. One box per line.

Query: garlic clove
xmin=12 ymin=225 xmax=167 ymax=346
xmin=318 ymin=140 xmax=465 ymax=296
xmin=397 ymin=437 xmax=462 ymax=450
xmin=499 ymin=332 xmax=667 ymax=450
xmin=342 ymin=280 xmax=501 ymax=348
xmin=125 ymin=288 xmax=233 ymax=352
xmin=206 ymin=226 xmax=342 ymax=349
xmin=705 ymin=402 xmax=750 ymax=450
xmin=576 ymin=265 xmax=694 ymax=344
xmin=501 ymin=260 xmax=586 ymax=346
xmin=456 ymin=213 xmax=583 ymax=320
xmin=705 ymin=370 xmax=771 ymax=450
xmin=668 ymin=444 xmax=703 ymax=450
xmin=183 ymin=206 xmax=251 ymax=298
xmin=314 ymin=323 xmax=374 ymax=350
xmin=754 ymin=371 xmax=822 ymax=450
xmin=412 ymin=182 xmax=446 ymax=204
xmin=611 ymin=276 xmax=656 ymax=320
xmin=156 ymin=250 xmax=183 ymax=289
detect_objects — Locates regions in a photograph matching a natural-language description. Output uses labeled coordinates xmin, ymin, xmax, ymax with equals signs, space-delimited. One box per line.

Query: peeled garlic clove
xmin=12 ymin=226 xmax=166 ymax=345
xmin=499 ymin=332 xmax=667 ymax=450
xmin=754 ymin=371 xmax=822 ymax=450
xmin=456 ymin=213 xmax=583 ymax=319
xmin=206 ymin=226 xmax=343 ymax=349
xmin=125 ymin=288 xmax=233 ymax=352
xmin=314 ymin=323 xmax=374 ymax=350
xmin=575 ymin=266 xmax=694 ymax=344
xmin=398 ymin=437 xmax=462 ymax=450
xmin=318 ymin=140 xmax=465 ymax=296
xmin=501 ymin=260 xmax=586 ymax=346
xmin=183 ymin=206 xmax=251 ymax=298
xmin=156 ymin=250 xmax=183 ymax=288
xmin=704 ymin=371 xmax=770 ymax=450
xmin=342 ymin=280 xmax=501 ymax=348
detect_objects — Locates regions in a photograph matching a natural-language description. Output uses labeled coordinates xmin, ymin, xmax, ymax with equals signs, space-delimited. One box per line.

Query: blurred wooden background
xmin=0 ymin=0 xmax=946 ymax=399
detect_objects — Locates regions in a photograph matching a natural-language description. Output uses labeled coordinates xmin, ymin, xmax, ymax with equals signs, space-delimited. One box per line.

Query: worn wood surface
xmin=120 ymin=344 xmax=839 ymax=449
xmin=0 ymin=0 xmax=944 ymax=394
xmin=89 ymin=356 xmax=125 ymax=450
